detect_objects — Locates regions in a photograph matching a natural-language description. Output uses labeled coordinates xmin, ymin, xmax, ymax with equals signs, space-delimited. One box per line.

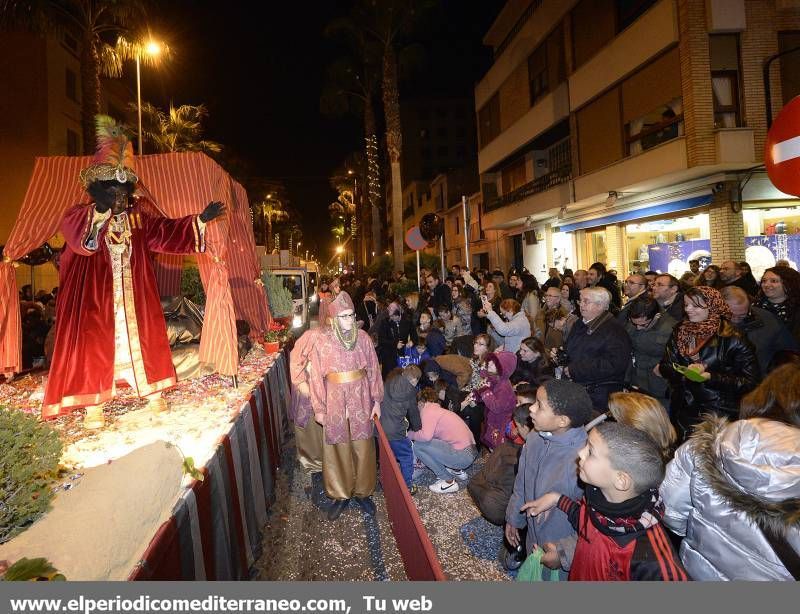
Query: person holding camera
xmin=554 ymin=287 xmax=632 ymax=411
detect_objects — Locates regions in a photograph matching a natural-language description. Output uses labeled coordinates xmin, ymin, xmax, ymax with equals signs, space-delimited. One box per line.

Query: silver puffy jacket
xmin=660 ymin=417 xmax=800 ymax=580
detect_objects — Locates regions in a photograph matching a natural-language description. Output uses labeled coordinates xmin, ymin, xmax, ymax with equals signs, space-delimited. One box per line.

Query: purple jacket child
xmin=475 ymin=351 xmax=518 ymax=450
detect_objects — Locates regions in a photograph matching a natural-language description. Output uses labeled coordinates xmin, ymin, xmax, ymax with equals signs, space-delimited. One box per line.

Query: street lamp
xmin=127 ymin=37 xmax=167 ymax=156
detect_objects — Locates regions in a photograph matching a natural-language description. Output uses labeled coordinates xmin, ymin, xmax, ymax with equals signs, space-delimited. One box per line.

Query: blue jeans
xmin=412 ymin=439 xmax=478 ymax=481
xmin=389 ymin=438 xmax=414 ymax=488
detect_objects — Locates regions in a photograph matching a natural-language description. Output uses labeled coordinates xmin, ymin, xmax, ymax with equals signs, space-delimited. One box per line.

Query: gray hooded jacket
xmin=660 ymin=417 xmax=800 ymax=580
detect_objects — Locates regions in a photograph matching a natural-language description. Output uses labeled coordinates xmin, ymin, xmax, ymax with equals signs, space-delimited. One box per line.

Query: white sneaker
xmin=446 ymin=467 xmax=468 ymax=480
xmin=429 ymin=479 xmax=459 ymax=494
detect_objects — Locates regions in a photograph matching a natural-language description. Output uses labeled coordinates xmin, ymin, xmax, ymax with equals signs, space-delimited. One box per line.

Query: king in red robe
xmin=42 ymin=115 xmax=224 ymax=424
xmin=42 ymin=200 xmax=208 ymax=419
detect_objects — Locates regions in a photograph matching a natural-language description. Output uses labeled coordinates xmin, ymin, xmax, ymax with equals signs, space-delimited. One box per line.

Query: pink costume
xmin=308 ymin=326 xmax=383 ymax=445
xmin=289 ymin=327 xmax=320 ymax=428
xmin=308 ymin=291 xmax=384 ymax=501
xmin=289 ymin=327 xmax=324 ymax=472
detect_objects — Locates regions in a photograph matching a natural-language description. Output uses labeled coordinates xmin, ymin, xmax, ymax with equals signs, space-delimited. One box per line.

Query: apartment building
xmin=386 ymin=98 xmax=478 ymax=253
xmin=476 ymin=0 xmax=800 ymax=282
xmin=0 ymin=30 xmax=133 ymax=293
xmin=442 ymin=191 xmax=505 ymax=272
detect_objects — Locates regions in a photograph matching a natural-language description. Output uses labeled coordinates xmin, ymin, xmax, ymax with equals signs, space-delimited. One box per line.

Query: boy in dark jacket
xmin=380 ymin=365 xmax=422 ymax=493
xmin=523 ymin=422 xmax=687 ymax=581
xmin=468 ymin=404 xmax=532 ymax=525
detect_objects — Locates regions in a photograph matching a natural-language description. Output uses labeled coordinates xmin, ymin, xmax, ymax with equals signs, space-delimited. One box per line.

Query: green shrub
xmin=0 ymin=407 xmax=63 ymax=543
xmin=262 ymin=271 xmax=294 ymax=318
xmin=180 ymin=266 xmax=206 ymax=305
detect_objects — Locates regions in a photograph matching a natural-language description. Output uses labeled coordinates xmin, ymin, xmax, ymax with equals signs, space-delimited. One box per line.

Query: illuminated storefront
xmin=626 ymin=213 xmax=711 ymax=277
xmin=743 ymin=204 xmax=800 ymax=280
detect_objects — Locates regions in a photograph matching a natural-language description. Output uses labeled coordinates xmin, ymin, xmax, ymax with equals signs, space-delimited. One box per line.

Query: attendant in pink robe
xmin=289 ymin=327 xmax=324 ymax=472
xmin=309 ymin=291 xmax=383 ymax=520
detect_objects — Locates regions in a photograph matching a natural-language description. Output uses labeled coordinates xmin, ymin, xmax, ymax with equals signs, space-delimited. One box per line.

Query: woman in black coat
xmin=510 ymin=336 xmax=553 ymax=387
xmin=659 ymin=286 xmax=760 ymax=440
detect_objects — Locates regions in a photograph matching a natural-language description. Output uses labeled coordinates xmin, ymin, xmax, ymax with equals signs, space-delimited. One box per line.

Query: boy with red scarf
xmin=523 ymin=422 xmax=687 ymax=581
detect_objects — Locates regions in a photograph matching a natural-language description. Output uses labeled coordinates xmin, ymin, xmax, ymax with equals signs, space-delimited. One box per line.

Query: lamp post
xmin=134 ymin=39 xmax=164 ymax=156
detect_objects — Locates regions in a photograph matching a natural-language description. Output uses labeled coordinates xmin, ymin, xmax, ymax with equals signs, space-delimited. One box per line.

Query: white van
xmin=270 ymin=267 xmax=309 ymax=331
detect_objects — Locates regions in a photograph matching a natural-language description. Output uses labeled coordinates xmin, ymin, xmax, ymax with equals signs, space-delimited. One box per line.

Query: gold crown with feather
xmin=79 ymin=115 xmax=139 ymax=188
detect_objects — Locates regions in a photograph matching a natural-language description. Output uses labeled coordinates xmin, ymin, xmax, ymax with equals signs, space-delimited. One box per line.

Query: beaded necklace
xmin=332 ymin=319 xmax=358 ymax=351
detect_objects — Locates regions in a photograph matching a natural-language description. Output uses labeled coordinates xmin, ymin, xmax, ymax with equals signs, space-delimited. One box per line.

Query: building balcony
xmin=569 ymin=0 xmax=678 ymax=111
xmin=485 ymin=163 xmax=572 ymax=213
xmin=573 ymin=137 xmax=687 ymax=202
xmin=479 ymin=82 xmax=570 ymax=173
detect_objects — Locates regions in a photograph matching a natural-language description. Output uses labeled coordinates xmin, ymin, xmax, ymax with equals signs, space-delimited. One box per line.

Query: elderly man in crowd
xmin=559 ymin=287 xmax=631 ymax=410
xmin=722 ymin=286 xmax=798 ymax=372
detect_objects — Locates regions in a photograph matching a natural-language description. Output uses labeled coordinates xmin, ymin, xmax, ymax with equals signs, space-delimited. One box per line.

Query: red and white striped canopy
xmin=0 ymin=152 xmax=271 ymax=376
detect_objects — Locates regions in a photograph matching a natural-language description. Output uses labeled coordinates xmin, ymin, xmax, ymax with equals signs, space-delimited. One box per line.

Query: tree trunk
xmin=80 ymin=35 xmax=101 ymax=155
xmin=382 ymin=47 xmax=404 ymax=273
xmin=363 ymin=97 xmax=382 ymax=255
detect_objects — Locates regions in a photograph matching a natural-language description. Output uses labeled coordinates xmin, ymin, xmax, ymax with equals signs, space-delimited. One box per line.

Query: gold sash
xmin=326 ymin=369 xmax=366 ymax=384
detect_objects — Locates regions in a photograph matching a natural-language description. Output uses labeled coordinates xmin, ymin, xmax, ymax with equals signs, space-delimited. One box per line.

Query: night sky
xmin=140 ymin=0 xmax=504 ymax=258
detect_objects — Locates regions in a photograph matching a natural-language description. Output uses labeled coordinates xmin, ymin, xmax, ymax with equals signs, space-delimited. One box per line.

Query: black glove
xmin=199 ymin=201 xmax=225 ymax=223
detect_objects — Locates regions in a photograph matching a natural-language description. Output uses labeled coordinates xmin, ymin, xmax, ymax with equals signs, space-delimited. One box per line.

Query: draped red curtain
xmin=0 ymin=152 xmax=269 ymax=377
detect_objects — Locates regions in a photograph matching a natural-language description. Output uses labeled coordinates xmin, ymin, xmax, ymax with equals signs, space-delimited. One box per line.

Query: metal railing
xmin=494 ymin=0 xmax=545 ymax=59
xmin=484 ymin=163 xmax=572 ymax=213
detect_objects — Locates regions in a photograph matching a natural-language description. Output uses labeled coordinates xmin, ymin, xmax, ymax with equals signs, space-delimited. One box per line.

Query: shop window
xmin=710 ymin=34 xmax=742 ymax=128
xmin=66 ymin=68 xmax=77 ymax=102
xmin=437 ymin=145 xmax=449 ymax=157
xmin=437 ymin=126 xmax=448 ymax=138
xmin=586 ymin=229 xmax=607 ymax=265
xmin=778 ymin=31 xmax=800 ymax=105
xmin=478 ymin=93 xmax=501 ymax=147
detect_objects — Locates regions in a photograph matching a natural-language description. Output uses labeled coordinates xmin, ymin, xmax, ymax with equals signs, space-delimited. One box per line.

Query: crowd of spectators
xmin=298 ymin=257 xmax=800 ymax=580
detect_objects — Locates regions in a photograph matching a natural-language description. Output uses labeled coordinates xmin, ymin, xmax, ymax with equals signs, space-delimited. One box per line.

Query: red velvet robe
xmin=42 ymin=200 xmax=205 ymax=419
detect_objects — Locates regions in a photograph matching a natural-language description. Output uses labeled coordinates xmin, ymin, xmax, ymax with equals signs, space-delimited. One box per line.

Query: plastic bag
xmin=515 ymin=546 xmax=560 ymax=582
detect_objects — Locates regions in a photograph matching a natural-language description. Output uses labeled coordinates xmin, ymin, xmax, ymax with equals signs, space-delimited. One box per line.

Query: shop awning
xmin=555 ymin=193 xmax=713 ymax=233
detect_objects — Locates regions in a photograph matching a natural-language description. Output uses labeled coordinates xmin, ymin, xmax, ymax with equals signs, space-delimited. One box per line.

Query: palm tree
xmin=321 ymin=23 xmax=383 ymax=256
xmin=1 ymin=0 xmax=147 ymax=154
xmin=255 ymin=199 xmax=288 ymax=253
xmin=349 ymin=0 xmax=434 ymax=272
xmin=134 ymin=102 xmax=222 ymax=153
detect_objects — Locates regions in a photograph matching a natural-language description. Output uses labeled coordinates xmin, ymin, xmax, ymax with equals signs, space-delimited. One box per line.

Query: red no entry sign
xmin=766 ymin=96 xmax=800 ymax=197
